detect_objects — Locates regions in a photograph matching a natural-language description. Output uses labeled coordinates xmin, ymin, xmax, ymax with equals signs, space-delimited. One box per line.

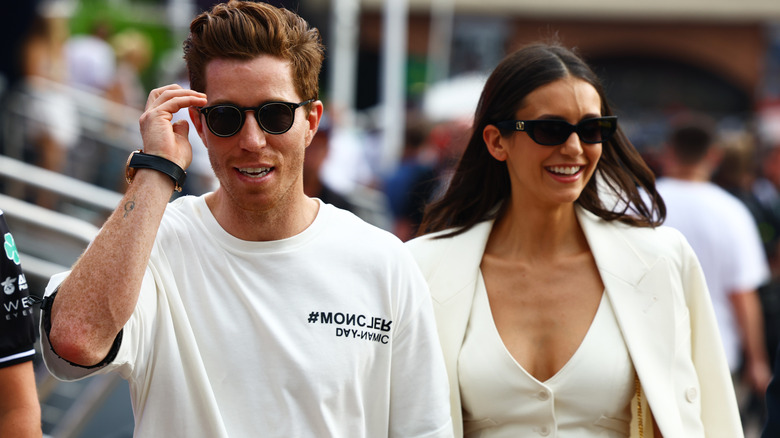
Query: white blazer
xmin=406 ymin=206 xmax=742 ymax=438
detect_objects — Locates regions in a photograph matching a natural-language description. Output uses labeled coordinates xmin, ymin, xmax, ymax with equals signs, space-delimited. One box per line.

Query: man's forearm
xmin=730 ymin=289 xmax=771 ymax=391
xmin=0 ymin=362 xmax=41 ymax=437
xmin=49 ymin=169 xmax=175 ymax=366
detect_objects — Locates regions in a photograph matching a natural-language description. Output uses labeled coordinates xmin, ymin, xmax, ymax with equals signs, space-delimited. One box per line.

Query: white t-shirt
xmin=42 ymin=196 xmax=452 ymax=438
xmin=657 ymin=178 xmax=770 ymax=372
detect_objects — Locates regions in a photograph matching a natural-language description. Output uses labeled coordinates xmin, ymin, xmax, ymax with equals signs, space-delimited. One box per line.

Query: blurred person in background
xmin=426 ymin=118 xmax=472 ymax=200
xmin=408 ymin=42 xmax=740 ymax=437
xmin=713 ymin=132 xmax=780 ymax=370
xmin=723 ymin=133 xmax=780 ymax=438
xmin=383 ymin=111 xmax=439 ymax=241
xmin=751 ymin=144 xmax=780 ymax=275
xmin=303 ymin=114 xmax=355 ymax=212
xmin=0 ymin=1 xmax=39 ymax=94
xmin=0 ymin=210 xmax=41 ymax=437
xmin=318 ymin=105 xmax=375 ymax=199
xmin=747 ymin=142 xmax=780 ymax=368
xmin=108 ymin=29 xmax=153 ymax=110
xmin=63 ymin=20 xmax=116 ymax=97
xmin=764 ymin=348 xmax=780 ymax=437
xmin=7 ymin=4 xmax=81 ymax=207
xmin=38 ymin=2 xmax=452 ymax=437
xmin=656 ymin=114 xmax=771 ymax=429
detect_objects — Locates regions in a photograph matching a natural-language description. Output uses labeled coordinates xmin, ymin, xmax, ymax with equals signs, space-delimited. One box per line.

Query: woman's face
xmin=488 ymin=77 xmax=603 ymax=210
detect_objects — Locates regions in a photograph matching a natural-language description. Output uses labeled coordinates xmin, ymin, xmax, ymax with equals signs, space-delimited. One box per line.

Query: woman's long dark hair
xmin=417 ymin=43 xmax=665 ymax=238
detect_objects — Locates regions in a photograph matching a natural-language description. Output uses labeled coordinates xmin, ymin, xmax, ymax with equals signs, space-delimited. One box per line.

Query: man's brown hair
xmin=183 ymin=0 xmax=324 ymax=104
xmin=668 ymin=113 xmax=717 ymax=166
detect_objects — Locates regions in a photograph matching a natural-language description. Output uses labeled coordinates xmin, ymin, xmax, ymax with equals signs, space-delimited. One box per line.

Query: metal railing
xmin=0 ymin=193 xmax=98 ymax=288
xmin=0 ymin=155 xmax=122 ymax=223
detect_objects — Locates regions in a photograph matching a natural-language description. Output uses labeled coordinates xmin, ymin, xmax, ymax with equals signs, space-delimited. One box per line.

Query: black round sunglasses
xmin=494 ymin=116 xmax=618 ymax=146
xmin=198 ymin=99 xmax=314 ymax=137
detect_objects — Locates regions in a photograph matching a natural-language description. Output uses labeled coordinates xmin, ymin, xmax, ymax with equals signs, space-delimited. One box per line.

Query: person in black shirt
xmin=0 ymin=210 xmax=40 ymax=435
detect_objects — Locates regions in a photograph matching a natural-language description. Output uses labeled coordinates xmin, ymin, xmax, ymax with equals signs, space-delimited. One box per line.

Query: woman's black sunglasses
xmin=198 ymin=99 xmax=314 ymax=137
xmin=494 ymin=116 xmax=618 ymax=146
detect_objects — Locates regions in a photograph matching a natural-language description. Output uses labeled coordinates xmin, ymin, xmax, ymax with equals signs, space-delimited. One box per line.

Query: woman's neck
xmin=486 ymin=200 xmax=588 ymax=262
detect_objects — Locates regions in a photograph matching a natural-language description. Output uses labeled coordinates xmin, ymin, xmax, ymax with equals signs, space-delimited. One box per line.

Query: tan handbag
xmin=630 ymin=374 xmax=654 ymax=438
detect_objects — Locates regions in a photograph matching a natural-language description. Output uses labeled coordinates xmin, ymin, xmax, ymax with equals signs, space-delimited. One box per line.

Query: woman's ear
xmin=483 ymin=124 xmax=508 ymax=162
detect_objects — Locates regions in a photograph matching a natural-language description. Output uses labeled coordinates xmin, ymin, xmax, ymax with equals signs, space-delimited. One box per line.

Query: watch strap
xmin=126 ymin=151 xmax=187 ymax=192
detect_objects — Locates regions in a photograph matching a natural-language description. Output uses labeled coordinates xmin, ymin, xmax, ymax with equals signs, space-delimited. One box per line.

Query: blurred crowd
xmin=0 ymin=0 xmax=217 ymax=212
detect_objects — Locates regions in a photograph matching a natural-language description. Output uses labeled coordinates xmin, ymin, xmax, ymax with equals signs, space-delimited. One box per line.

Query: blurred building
xmin=301 ymin=0 xmax=780 ymax=153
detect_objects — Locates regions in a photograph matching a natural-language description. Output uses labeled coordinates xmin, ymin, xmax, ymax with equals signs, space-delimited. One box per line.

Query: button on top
xmin=537 ymin=390 xmax=550 ymax=401
xmin=685 ymin=387 xmax=698 ymax=402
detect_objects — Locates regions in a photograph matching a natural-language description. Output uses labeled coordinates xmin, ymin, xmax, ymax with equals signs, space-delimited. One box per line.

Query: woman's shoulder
xmin=618 ymin=224 xmax=699 ymax=274
xmin=406 ymin=221 xmax=493 ymax=274
xmin=612 ymin=219 xmax=686 ymax=243
xmin=580 ymin=208 xmax=692 ymax=262
xmin=406 ymin=228 xmax=461 ymax=268
xmin=406 ymin=222 xmax=490 ymax=252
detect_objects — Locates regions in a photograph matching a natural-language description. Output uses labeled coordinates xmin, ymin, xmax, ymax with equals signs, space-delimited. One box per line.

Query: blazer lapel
xmin=577 ymin=207 xmax=684 ymax=436
xmin=426 ymin=221 xmax=493 ymax=304
xmin=420 ymin=221 xmax=493 ymax=438
xmin=428 ymin=220 xmax=493 ymax=360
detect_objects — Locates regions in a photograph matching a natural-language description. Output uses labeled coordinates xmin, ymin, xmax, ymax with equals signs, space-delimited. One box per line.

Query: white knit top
xmin=458 ymin=272 xmax=635 ymax=437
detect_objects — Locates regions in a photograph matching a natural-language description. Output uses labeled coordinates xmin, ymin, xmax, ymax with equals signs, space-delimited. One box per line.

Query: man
xmin=40 ymin=2 xmax=452 ymax=437
xmin=749 ymin=144 xmax=780 ymax=366
xmin=657 ymin=114 xmax=772 ymax=403
xmin=0 ymin=210 xmax=40 ymax=436
xmin=383 ymin=113 xmax=438 ymax=241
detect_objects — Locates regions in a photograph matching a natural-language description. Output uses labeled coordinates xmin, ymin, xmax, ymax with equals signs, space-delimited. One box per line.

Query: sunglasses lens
xmin=258 ymin=103 xmax=294 ymax=134
xmin=579 ymin=118 xmax=617 ymax=143
xmin=579 ymin=118 xmax=617 ymax=144
xmin=531 ymin=121 xmax=572 ymax=146
xmin=207 ymin=106 xmax=243 ymax=137
xmin=578 ymin=120 xmax=604 ymax=143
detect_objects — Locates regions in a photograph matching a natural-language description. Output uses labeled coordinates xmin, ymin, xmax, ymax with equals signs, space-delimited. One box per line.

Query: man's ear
xmin=483 ymin=124 xmax=508 ymax=162
xmin=304 ymin=100 xmax=324 ymax=148
xmin=189 ymin=107 xmax=208 ymax=146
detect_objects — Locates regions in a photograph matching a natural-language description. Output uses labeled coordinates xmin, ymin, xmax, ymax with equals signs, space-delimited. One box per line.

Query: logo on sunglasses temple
xmin=199 ymin=98 xmax=314 ymax=137
xmin=495 ymin=116 xmax=618 ymax=146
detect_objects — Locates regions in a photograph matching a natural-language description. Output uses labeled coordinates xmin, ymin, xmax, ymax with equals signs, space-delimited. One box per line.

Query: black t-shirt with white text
xmin=0 ymin=210 xmax=36 ymax=367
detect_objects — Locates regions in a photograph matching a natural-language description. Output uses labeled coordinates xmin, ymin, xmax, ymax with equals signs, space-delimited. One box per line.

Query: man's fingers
xmin=146 ymin=84 xmax=184 ymax=108
xmin=146 ymin=86 xmax=207 ymax=114
xmin=171 ymin=120 xmax=190 ymax=138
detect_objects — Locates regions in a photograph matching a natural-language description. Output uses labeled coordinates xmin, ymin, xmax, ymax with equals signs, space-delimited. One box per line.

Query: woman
xmin=407 ymin=43 xmax=741 ymax=438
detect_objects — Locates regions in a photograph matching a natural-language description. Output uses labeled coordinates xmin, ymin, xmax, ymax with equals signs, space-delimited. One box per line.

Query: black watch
xmin=125 ymin=150 xmax=187 ymax=192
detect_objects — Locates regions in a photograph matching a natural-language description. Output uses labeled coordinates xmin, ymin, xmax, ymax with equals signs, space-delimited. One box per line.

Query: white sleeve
xmin=40 ymin=268 xmax=157 ymax=382
xmin=388 ymin=257 xmax=454 ymax=438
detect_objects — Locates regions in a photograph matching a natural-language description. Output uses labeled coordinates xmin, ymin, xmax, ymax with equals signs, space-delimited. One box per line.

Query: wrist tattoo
xmin=123 ymin=197 xmax=136 ymax=218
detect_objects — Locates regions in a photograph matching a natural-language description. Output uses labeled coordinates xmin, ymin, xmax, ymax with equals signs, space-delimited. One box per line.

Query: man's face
xmin=192 ymin=55 xmax=319 ymax=214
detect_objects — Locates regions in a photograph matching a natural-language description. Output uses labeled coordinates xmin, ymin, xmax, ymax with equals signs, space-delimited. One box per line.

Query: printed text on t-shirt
xmin=308 ymin=311 xmax=393 ymax=344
